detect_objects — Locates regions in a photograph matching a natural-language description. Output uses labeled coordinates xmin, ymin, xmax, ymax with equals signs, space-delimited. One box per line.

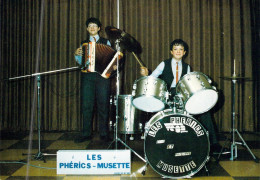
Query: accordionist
xmin=73 ymin=17 xmax=113 ymax=143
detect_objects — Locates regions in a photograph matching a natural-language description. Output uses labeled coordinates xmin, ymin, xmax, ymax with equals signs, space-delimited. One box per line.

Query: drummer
xmin=140 ymin=39 xmax=222 ymax=154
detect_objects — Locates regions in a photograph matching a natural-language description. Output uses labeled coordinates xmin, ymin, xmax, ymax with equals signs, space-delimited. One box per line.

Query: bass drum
xmin=144 ymin=109 xmax=210 ymax=179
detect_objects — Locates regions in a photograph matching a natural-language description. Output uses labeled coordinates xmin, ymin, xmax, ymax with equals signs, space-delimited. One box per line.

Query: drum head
xmin=132 ymin=96 xmax=165 ymax=112
xmin=185 ymin=89 xmax=218 ymax=114
xmin=145 ymin=111 xmax=209 ymax=178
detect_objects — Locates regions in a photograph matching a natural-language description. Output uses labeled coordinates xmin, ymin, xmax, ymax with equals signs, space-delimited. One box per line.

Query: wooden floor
xmin=0 ymin=131 xmax=260 ymax=180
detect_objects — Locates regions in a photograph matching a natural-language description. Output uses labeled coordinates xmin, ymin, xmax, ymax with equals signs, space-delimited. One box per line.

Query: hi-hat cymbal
xmin=105 ymin=26 xmax=142 ymax=54
xmin=219 ymin=76 xmax=252 ymax=80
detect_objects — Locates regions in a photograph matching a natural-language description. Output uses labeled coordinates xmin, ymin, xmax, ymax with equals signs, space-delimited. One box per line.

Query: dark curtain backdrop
xmin=0 ymin=0 xmax=259 ymax=132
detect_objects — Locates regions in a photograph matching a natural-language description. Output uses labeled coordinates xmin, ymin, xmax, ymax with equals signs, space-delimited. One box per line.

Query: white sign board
xmin=57 ymin=150 xmax=131 ymax=175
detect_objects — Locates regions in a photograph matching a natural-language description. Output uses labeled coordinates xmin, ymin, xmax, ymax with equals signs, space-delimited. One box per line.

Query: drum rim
xmin=118 ymin=94 xmax=133 ymax=98
xmin=133 ymin=75 xmax=167 ymax=85
xmin=146 ymin=109 xmax=195 ymax=126
xmin=176 ymin=71 xmax=211 ymax=89
xmin=118 ymin=130 xmax=142 ymax=134
xmin=144 ymin=111 xmax=210 ymax=179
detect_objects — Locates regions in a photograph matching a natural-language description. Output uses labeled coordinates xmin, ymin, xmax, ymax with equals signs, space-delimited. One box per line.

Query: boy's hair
xmin=170 ymin=39 xmax=188 ymax=51
xmin=86 ymin=17 xmax=102 ymax=28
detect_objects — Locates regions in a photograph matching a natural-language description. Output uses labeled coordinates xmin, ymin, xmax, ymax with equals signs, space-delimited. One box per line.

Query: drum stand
xmin=108 ymin=39 xmax=147 ymax=165
xmin=218 ymin=75 xmax=259 ymax=163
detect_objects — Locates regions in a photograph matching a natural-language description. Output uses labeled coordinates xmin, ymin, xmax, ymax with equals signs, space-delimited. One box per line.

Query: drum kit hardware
xmin=105 ymin=27 xmax=221 ymax=178
xmin=217 ymin=75 xmax=259 ymax=163
xmin=105 ymin=26 xmax=142 ymax=54
xmin=106 ymin=26 xmax=147 ymax=162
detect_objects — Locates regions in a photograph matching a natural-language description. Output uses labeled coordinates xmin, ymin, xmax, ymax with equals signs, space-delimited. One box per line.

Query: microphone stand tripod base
xmin=32 ymin=151 xmax=46 ymax=162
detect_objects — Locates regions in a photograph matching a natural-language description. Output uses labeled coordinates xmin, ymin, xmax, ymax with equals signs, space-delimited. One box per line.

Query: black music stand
xmin=218 ymin=74 xmax=259 ymax=163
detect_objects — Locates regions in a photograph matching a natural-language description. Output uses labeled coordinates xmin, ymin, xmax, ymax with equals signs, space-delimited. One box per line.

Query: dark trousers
xmin=81 ymin=72 xmax=110 ymax=137
xmin=195 ymin=112 xmax=218 ymax=145
xmin=170 ymin=88 xmax=218 ymax=145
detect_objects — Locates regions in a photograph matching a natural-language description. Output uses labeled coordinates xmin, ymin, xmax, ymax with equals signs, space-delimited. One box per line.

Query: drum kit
xmin=118 ymin=73 xmax=218 ymax=178
xmin=105 ymin=27 xmax=219 ymax=178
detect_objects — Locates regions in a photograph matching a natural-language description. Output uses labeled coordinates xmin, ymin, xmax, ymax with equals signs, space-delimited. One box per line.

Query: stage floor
xmin=0 ymin=131 xmax=260 ymax=179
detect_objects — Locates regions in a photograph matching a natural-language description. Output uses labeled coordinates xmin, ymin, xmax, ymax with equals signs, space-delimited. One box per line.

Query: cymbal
xmin=105 ymin=26 xmax=142 ymax=54
xmin=219 ymin=76 xmax=252 ymax=80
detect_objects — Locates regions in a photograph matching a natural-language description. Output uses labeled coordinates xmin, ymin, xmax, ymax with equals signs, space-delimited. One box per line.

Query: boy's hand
xmin=140 ymin=67 xmax=149 ymax=76
xmin=74 ymin=47 xmax=83 ymax=56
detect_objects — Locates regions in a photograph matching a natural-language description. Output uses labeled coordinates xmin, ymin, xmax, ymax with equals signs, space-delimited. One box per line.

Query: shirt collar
xmin=90 ymin=35 xmax=100 ymax=42
xmin=172 ymin=58 xmax=182 ymax=64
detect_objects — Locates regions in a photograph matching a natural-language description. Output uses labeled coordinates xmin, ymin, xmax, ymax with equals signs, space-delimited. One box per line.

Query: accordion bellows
xmin=82 ymin=42 xmax=123 ymax=78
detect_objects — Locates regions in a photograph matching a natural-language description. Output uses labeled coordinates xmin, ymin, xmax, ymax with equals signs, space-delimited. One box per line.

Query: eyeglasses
xmin=88 ymin=24 xmax=98 ymax=28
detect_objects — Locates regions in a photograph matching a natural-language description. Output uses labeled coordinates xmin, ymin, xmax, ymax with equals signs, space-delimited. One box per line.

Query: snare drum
xmin=118 ymin=95 xmax=142 ymax=134
xmin=144 ymin=109 xmax=210 ymax=179
xmin=176 ymin=72 xmax=218 ymax=114
xmin=132 ymin=76 xmax=167 ymax=112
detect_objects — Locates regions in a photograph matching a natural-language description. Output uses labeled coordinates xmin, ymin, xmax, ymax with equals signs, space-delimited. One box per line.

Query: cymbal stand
xmin=218 ymin=75 xmax=259 ymax=163
xmin=108 ymin=39 xmax=146 ymax=163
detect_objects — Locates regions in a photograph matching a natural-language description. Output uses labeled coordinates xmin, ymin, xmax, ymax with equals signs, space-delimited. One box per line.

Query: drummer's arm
xmin=187 ymin=65 xmax=191 ymax=73
xmin=150 ymin=61 xmax=164 ymax=77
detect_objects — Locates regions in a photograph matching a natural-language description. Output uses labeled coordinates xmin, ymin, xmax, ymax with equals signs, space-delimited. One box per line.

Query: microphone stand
xmin=9 ymin=67 xmax=79 ymax=162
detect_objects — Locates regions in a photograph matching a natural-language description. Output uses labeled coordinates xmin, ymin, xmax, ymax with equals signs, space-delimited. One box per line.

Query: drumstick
xmin=132 ymin=52 xmax=145 ymax=67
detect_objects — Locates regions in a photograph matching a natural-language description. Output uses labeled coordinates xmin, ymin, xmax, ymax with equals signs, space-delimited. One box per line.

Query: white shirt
xmin=151 ymin=58 xmax=191 ymax=88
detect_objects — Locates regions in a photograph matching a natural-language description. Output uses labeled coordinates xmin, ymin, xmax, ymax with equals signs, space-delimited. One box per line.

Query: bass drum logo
xmin=145 ymin=111 xmax=209 ymax=179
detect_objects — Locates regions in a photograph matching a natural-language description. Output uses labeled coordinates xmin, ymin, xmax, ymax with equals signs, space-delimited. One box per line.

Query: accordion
xmin=82 ymin=42 xmax=123 ymax=78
